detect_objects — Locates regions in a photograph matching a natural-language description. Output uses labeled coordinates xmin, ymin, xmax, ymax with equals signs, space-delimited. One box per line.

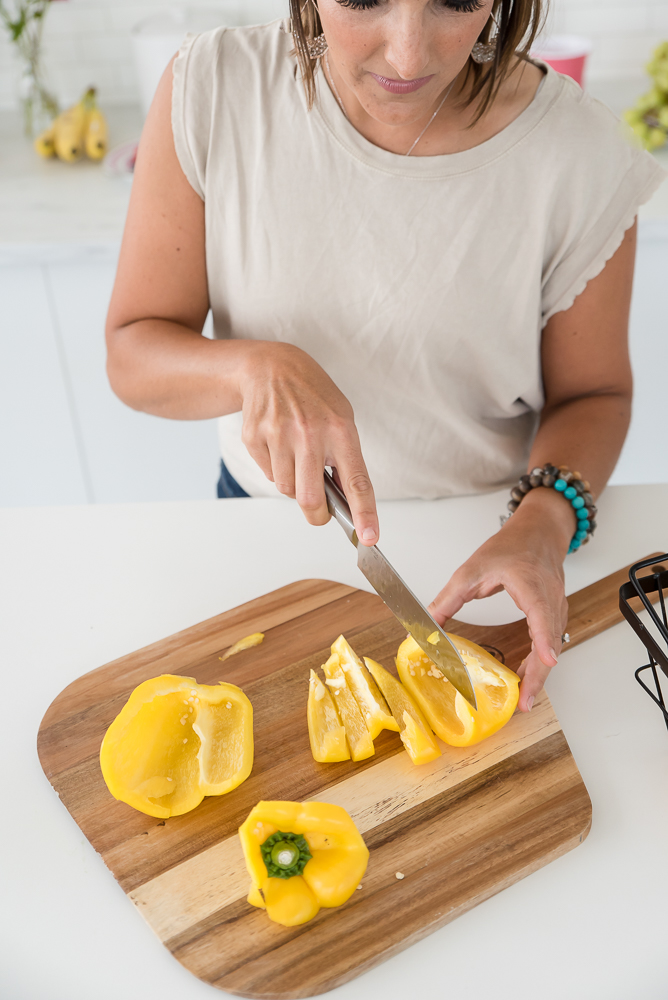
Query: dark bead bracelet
xmin=501 ymin=464 xmax=597 ymax=554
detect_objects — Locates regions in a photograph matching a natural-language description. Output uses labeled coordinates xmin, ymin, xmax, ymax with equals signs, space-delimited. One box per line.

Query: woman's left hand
xmin=428 ymin=218 xmax=636 ymax=709
xmin=427 ymin=487 xmax=573 ymax=712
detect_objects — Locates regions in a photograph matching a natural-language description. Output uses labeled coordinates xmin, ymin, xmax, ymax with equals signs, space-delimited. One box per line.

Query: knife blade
xmin=323 ymin=470 xmax=477 ymax=709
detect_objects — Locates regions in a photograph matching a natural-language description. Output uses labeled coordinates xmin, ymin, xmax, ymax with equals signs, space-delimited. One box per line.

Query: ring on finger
xmin=561 ymin=632 xmax=570 ymax=643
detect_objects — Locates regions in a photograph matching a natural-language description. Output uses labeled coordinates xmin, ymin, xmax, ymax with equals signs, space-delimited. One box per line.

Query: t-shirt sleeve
xmin=171 ymin=28 xmax=226 ymax=200
xmin=540 ymin=85 xmax=667 ymax=326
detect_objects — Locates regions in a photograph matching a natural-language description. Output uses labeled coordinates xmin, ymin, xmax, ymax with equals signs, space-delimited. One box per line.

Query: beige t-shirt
xmin=172 ymin=21 xmax=666 ymax=500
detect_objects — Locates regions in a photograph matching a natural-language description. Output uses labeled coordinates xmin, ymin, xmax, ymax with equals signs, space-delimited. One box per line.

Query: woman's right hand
xmin=105 ymin=59 xmax=377 ymax=543
xmin=108 ymin=310 xmax=378 ymax=540
xmin=239 ymin=341 xmax=379 ymax=545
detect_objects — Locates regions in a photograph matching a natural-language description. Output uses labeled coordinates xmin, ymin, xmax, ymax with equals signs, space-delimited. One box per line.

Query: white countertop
xmin=2 ymin=486 xmax=668 ymax=1000
xmin=1 ymin=80 xmax=668 ymax=249
xmin=0 ymin=104 xmax=141 ymax=249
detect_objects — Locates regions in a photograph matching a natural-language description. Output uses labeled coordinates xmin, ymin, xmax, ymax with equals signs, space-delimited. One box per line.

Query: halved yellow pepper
xmin=396 ymin=634 xmax=519 ymax=747
xmin=239 ymin=800 xmax=369 ymax=926
xmin=364 ymin=658 xmax=441 ymax=765
xmin=100 ymin=674 xmax=253 ymax=818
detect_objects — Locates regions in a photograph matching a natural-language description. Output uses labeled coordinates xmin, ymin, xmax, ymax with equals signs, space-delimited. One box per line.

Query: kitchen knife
xmin=323 ymin=470 xmax=477 ymax=709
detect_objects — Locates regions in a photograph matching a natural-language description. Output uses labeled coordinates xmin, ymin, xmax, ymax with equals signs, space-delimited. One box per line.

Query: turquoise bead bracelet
xmin=501 ymin=464 xmax=597 ymax=554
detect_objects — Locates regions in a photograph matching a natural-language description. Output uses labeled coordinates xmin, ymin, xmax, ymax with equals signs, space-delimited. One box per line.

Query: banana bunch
xmin=34 ymin=87 xmax=108 ymax=163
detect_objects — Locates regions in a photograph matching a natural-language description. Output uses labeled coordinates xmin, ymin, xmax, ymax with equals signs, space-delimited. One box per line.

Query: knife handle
xmin=323 ymin=470 xmax=357 ymax=546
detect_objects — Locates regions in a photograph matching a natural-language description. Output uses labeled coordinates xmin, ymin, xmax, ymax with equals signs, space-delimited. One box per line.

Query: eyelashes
xmin=336 ymin=0 xmax=485 ymax=10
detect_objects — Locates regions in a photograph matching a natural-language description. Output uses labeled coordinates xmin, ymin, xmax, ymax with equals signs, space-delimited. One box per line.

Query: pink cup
xmin=530 ymin=35 xmax=593 ymax=87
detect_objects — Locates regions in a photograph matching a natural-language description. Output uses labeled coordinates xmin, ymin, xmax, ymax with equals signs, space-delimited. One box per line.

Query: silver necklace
xmin=324 ymin=53 xmax=456 ymax=157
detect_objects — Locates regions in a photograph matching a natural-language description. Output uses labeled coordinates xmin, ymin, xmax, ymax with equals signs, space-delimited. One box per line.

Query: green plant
xmin=623 ymin=41 xmax=668 ymax=151
xmin=0 ymin=0 xmax=59 ymax=135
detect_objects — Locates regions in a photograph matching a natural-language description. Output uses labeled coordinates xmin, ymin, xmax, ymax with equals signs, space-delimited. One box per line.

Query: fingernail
xmin=527 ymin=695 xmax=534 ymax=712
xmin=549 ymin=648 xmax=558 ymax=663
xmin=361 ymin=528 xmax=376 ymax=542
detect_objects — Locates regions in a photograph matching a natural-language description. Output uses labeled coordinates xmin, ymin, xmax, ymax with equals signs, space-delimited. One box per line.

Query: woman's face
xmin=317 ymin=0 xmax=494 ymax=126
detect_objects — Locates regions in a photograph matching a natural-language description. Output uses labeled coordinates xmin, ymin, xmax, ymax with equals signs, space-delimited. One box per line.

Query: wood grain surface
xmin=37 ymin=559 xmax=659 ymax=999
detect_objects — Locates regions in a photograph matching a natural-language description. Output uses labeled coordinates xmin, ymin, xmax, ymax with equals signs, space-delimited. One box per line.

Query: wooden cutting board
xmin=37 ymin=558 xmax=658 ymax=1000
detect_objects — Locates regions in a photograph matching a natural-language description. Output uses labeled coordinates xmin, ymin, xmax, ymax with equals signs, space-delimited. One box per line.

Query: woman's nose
xmin=383 ymin=8 xmax=431 ymax=80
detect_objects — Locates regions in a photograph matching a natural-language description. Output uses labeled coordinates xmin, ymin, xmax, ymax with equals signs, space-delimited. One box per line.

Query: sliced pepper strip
xmin=219 ymin=632 xmax=264 ymax=662
xmin=322 ymin=653 xmax=374 ymax=761
xmin=307 ymin=669 xmax=350 ymax=762
xmin=239 ymin=800 xmax=369 ymax=926
xmin=331 ymin=635 xmax=399 ymax=738
xmin=364 ymin=658 xmax=441 ymax=765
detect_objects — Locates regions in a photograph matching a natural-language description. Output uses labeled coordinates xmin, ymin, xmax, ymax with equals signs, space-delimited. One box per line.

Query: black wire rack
xmin=619 ymin=553 xmax=668 ymax=732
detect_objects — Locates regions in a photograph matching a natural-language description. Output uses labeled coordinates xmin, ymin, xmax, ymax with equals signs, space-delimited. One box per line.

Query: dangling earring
xmin=307 ymin=33 xmax=328 ymax=59
xmin=471 ymin=39 xmax=496 ymax=63
xmin=471 ymin=16 xmax=498 ymax=64
xmin=303 ymin=0 xmax=327 ymax=59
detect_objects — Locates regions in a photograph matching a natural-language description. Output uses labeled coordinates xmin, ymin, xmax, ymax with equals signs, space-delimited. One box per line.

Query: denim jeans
xmin=216 ymin=460 xmax=250 ymax=498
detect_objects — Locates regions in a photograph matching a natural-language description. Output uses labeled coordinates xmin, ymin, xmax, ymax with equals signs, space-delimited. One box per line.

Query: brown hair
xmin=289 ymin=0 xmax=548 ymax=122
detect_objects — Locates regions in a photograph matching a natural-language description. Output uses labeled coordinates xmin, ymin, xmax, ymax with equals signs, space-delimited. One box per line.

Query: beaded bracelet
xmin=501 ymin=464 xmax=597 ymax=554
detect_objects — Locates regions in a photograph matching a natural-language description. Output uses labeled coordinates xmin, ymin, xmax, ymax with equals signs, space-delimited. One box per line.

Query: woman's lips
xmin=369 ymin=72 xmax=434 ymax=94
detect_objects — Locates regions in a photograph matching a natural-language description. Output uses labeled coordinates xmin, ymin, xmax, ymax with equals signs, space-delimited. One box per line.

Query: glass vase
xmin=12 ymin=5 xmax=59 ymax=137
xmin=19 ymin=62 xmax=58 ymax=137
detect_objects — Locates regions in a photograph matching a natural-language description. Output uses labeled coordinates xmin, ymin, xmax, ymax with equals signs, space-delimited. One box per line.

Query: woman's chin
xmin=357 ymin=93 xmax=439 ymax=129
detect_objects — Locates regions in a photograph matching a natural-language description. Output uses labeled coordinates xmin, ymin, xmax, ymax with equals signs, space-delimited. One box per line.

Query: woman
xmin=105 ymin=0 xmax=665 ymax=712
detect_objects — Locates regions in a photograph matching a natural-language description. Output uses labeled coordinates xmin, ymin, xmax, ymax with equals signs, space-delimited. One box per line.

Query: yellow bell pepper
xmin=331 ymin=635 xmax=399 ymax=739
xmin=364 ymin=658 xmax=441 ymax=765
xmin=307 ymin=669 xmax=350 ymax=762
xmin=396 ymin=634 xmax=519 ymax=747
xmin=100 ymin=674 xmax=253 ymax=818
xmin=219 ymin=631 xmax=264 ymax=662
xmin=239 ymin=800 xmax=369 ymax=926
xmin=322 ymin=653 xmax=375 ymax=761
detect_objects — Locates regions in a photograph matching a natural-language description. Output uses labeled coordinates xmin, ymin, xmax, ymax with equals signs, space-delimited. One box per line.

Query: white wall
xmin=546 ymin=0 xmax=668 ymax=81
xmin=0 ymin=0 xmax=287 ymax=110
xmin=0 ymin=0 xmax=666 ymax=110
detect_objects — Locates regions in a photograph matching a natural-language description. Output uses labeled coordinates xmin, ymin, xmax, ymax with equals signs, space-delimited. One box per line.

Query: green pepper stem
xmin=260 ymin=831 xmax=312 ymax=879
xmin=270 ymin=840 xmax=300 ymax=869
